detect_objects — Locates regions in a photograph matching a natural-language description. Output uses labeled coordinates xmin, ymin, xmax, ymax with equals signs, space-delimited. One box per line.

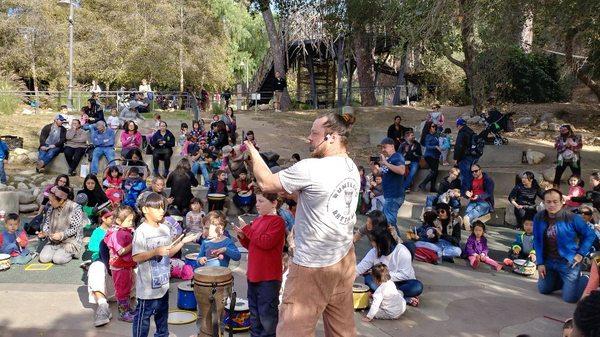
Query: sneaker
xmin=119 ymin=310 xmax=135 ymax=323
xmin=94 ymin=303 xmax=112 ymax=327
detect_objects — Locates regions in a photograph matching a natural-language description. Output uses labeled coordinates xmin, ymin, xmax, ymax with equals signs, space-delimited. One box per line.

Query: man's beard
xmin=310 ymin=144 xmax=325 ymax=158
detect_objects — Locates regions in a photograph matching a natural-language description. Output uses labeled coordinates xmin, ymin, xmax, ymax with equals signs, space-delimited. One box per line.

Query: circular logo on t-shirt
xmin=327 ymin=178 xmax=359 ymax=226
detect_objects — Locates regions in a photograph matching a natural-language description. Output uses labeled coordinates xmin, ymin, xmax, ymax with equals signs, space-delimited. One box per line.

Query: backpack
xmin=414 ymin=247 xmax=439 ymax=264
xmin=469 ymin=133 xmax=485 ymax=158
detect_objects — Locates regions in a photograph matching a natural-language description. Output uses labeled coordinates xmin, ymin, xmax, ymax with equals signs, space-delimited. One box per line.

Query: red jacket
xmin=239 ymin=214 xmax=285 ymax=282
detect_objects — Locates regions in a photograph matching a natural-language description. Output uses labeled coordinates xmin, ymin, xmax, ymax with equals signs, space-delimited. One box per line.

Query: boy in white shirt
xmin=106 ymin=108 xmax=121 ymax=131
xmin=362 ymin=263 xmax=406 ymax=321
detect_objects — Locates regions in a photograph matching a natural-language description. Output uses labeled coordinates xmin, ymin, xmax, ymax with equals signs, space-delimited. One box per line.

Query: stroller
xmin=478 ymin=109 xmax=515 ymax=146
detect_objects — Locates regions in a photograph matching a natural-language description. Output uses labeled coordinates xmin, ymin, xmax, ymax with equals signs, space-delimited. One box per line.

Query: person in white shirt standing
xmin=244 ymin=111 xmax=360 ymax=337
xmin=90 ymin=80 xmax=102 ymax=94
xmin=362 ymin=263 xmax=406 ymax=321
xmin=138 ymin=79 xmax=153 ymax=100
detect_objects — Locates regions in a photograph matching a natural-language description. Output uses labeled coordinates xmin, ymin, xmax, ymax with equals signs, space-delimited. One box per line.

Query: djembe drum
xmin=193 ymin=266 xmax=234 ymax=337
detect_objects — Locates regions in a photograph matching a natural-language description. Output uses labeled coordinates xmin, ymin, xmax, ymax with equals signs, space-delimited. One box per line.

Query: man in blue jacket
xmin=463 ymin=163 xmax=494 ymax=230
xmin=533 ymin=189 xmax=596 ymax=303
xmin=84 ymin=121 xmax=115 ymax=175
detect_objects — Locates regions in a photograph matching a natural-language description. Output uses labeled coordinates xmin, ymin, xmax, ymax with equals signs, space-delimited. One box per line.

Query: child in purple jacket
xmin=465 ymin=221 xmax=502 ymax=271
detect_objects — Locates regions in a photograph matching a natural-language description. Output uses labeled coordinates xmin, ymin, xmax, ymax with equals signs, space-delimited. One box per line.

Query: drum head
xmin=0 ymin=254 xmax=10 ymax=260
xmin=168 ymin=309 xmax=197 ymax=325
xmin=194 ymin=266 xmax=233 ymax=283
xmin=226 ymin=297 xmax=249 ymax=311
xmin=238 ymin=191 xmax=252 ymax=197
xmin=513 ymin=259 xmax=527 ymax=266
xmin=208 ymin=193 xmax=226 ymax=199
xmin=352 ymin=283 xmax=370 ymax=292
xmin=171 ymin=215 xmax=184 ymax=222
xmin=178 ymin=282 xmax=194 ymax=291
xmin=185 ymin=253 xmax=198 ymax=260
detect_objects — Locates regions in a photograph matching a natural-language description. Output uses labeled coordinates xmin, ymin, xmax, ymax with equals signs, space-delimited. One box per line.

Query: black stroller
xmin=478 ymin=109 xmax=515 ymax=146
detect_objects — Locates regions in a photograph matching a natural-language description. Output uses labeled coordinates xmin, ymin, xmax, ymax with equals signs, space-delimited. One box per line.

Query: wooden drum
xmin=193 ymin=266 xmax=233 ymax=337
xmin=207 ymin=193 xmax=226 ymax=211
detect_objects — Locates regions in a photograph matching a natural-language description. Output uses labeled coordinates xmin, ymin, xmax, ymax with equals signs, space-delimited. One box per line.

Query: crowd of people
xmin=1 ymin=95 xmax=600 ymax=337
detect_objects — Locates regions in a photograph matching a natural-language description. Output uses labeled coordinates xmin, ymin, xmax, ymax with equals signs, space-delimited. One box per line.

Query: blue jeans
xmin=465 ymin=201 xmax=491 ymax=221
xmin=247 ymin=280 xmax=280 ymax=337
xmin=537 ymin=258 xmax=588 ymax=303
xmin=0 ymin=160 xmax=6 ymax=183
xmin=132 ymin=291 xmax=169 ymax=337
xmin=38 ymin=147 xmax=62 ymax=166
xmin=91 ymin=146 xmax=115 ymax=174
xmin=415 ymin=239 xmax=462 ymax=258
xmin=458 ymin=156 xmax=478 ymax=194
xmin=364 ymin=274 xmax=423 ymax=299
xmin=402 ymin=161 xmax=420 ymax=190
xmin=191 ymin=161 xmax=210 ymax=186
xmin=383 ymin=195 xmax=405 ymax=231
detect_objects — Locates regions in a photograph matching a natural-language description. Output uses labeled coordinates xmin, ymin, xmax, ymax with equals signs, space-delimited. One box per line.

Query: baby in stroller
xmin=479 ymin=107 xmax=515 ymax=146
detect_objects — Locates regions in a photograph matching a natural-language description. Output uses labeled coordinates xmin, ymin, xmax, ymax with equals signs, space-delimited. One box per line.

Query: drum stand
xmin=198 ymin=285 xmax=236 ymax=337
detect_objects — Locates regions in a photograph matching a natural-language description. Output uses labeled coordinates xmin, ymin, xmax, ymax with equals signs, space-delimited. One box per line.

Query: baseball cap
xmin=456 ymin=118 xmax=467 ymax=126
xmin=380 ymin=137 xmax=395 ymax=145
xmin=55 ymin=114 xmax=67 ymax=122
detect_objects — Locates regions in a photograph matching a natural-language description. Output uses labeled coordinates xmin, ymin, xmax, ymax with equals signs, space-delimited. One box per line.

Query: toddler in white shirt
xmin=362 ymin=263 xmax=406 ymax=321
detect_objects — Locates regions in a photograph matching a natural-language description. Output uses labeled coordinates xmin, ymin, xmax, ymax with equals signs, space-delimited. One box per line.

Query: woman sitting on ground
xmin=38 ymin=185 xmax=85 ymax=265
xmin=77 ymin=174 xmax=109 ymax=222
xmin=356 ymin=226 xmax=423 ymax=307
xmin=508 ymin=171 xmax=544 ymax=229
xmin=413 ymin=209 xmax=462 ymax=261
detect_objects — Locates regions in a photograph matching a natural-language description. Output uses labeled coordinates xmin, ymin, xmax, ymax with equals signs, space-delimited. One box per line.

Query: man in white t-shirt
xmin=244 ymin=112 xmax=359 ymax=337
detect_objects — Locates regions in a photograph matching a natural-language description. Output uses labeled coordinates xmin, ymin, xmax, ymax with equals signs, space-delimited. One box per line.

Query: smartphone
xmin=369 ymin=155 xmax=380 ymax=163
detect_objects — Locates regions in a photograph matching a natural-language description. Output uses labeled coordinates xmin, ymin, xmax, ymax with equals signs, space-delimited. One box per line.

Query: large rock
xmin=538 ymin=121 xmax=549 ymax=130
xmin=548 ymin=122 xmax=561 ymax=131
xmin=12 ymin=176 xmax=26 ymax=182
xmin=18 ymin=191 xmax=36 ymax=204
xmin=17 ymin=182 xmax=29 ymax=190
xmin=526 ymin=149 xmax=546 ymax=165
xmin=540 ymin=112 xmax=554 ymax=123
xmin=0 ymin=191 xmax=20 ymax=214
xmin=27 ymin=151 xmax=38 ymax=163
xmin=12 ymin=148 xmax=30 ymax=156
xmin=516 ymin=116 xmax=535 ymax=127
xmin=542 ymin=167 xmax=567 ymax=182
xmin=19 ymin=203 xmax=39 ymax=213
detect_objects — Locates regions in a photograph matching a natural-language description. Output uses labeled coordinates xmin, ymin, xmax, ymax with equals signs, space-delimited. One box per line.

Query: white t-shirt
xmin=367 ymin=279 xmax=406 ymax=319
xmin=355 ymin=244 xmax=415 ymax=282
xmin=132 ymin=222 xmax=172 ymax=299
xmin=278 ymin=156 xmax=360 ymax=267
xmin=106 ymin=116 xmax=120 ymax=129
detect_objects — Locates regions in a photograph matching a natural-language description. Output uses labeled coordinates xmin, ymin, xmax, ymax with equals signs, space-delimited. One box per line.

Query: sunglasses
xmin=471 ymin=169 xmax=480 ymax=173
xmin=582 ymin=212 xmax=593 ymax=216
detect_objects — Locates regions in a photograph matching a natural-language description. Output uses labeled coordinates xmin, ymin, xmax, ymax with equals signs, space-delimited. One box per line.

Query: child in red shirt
xmin=104 ymin=206 xmax=136 ymax=322
xmin=235 ymin=191 xmax=285 ymax=337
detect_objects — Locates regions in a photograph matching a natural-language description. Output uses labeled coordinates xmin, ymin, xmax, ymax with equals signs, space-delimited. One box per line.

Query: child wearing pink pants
xmin=465 ymin=221 xmax=502 ymax=271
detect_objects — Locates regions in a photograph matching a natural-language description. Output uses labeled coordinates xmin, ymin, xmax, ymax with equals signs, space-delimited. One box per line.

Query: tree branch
xmin=443 ymin=49 xmax=465 ymax=70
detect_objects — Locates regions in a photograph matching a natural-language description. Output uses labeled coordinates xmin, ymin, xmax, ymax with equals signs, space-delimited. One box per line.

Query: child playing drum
xmin=131 ymin=193 xmax=196 ymax=337
xmin=234 ymin=191 xmax=286 ymax=337
xmin=197 ymin=211 xmax=240 ymax=267
xmin=504 ymin=215 xmax=536 ymax=267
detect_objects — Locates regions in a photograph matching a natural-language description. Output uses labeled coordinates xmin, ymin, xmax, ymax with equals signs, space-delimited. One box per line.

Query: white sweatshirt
xmin=367 ymin=280 xmax=406 ymax=319
xmin=356 ymin=244 xmax=416 ymax=282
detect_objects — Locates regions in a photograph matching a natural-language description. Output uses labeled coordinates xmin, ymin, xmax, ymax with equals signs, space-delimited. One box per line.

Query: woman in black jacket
xmin=166 ymin=158 xmax=198 ymax=216
xmin=508 ymin=171 xmax=543 ymax=229
xmin=209 ymin=120 xmax=229 ymax=151
xmin=150 ymin=121 xmax=176 ymax=177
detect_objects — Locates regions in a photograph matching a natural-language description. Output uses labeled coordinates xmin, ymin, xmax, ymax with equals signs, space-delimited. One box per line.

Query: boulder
xmin=18 ymin=191 xmax=36 ymax=204
xmin=504 ymin=204 xmax=517 ymax=227
xmin=258 ymin=104 xmax=271 ymax=111
xmin=516 ymin=116 xmax=535 ymax=127
xmin=526 ymin=149 xmax=546 ymax=165
xmin=21 ymin=170 xmax=36 ymax=175
xmin=19 ymin=203 xmax=39 ymax=213
xmin=12 ymin=148 xmax=30 ymax=156
xmin=12 ymin=176 xmax=26 ymax=182
xmin=467 ymin=116 xmax=484 ymax=124
xmin=17 ymin=182 xmax=28 ymax=190
xmin=540 ymin=112 xmax=554 ymax=123
xmin=27 ymin=151 xmax=38 ymax=163
xmin=538 ymin=121 xmax=549 ymax=130
xmin=0 ymin=191 xmax=20 ymax=214
xmin=542 ymin=167 xmax=566 ymax=182
xmin=548 ymin=122 xmax=561 ymax=131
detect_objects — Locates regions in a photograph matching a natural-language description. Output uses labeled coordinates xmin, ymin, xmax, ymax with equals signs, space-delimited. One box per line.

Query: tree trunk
xmin=307 ymin=54 xmax=318 ymax=109
xmin=335 ymin=38 xmax=345 ymax=109
xmin=393 ymin=43 xmax=409 ymax=105
xmin=458 ymin=0 xmax=481 ymax=117
xmin=521 ymin=7 xmax=533 ymax=53
xmin=345 ymin=61 xmax=355 ymax=106
xmin=565 ymin=28 xmax=600 ymax=100
xmin=260 ymin=1 xmax=291 ymax=111
xmin=179 ymin=4 xmax=185 ymax=95
xmin=31 ymin=57 xmax=38 ymax=113
xmin=352 ymin=32 xmax=377 ymax=106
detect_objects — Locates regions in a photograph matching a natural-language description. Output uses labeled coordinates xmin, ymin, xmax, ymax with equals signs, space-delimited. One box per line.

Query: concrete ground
xmin=0 ymin=216 xmax=576 ymax=337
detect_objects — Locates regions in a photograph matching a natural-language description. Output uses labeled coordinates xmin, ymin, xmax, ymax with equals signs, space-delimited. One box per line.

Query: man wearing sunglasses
xmin=463 ymin=163 xmax=495 ymax=230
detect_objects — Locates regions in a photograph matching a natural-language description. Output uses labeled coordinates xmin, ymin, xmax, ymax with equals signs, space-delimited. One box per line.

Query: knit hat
xmin=456 ymin=118 xmax=467 ymax=126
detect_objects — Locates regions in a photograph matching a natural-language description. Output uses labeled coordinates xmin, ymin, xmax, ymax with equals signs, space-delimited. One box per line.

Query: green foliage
xmin=477 ymin=47 xmax=566 ymax=103
xmin=211 ymin=101 xmax=224 ymax=115
xmin=0 ymin=75 xmax=23 ymax=115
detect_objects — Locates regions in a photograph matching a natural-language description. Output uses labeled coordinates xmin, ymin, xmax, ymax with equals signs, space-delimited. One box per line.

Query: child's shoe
xmin=94 ymin=303 xmax=112 ymax=327
xmin=118 ymin=299 xmax=134 ymax=323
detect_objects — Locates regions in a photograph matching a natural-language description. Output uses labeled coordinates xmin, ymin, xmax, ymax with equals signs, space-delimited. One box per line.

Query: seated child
xmin=362 ymin=263 xmax=406 ymax=322
xmin=122 ymin=167 xmax=147 ymax=208
xmin=208 ymin=170 xmax=229 ymax=211
xmin=504 ymin=216 xmax=536 ymax=266
xmin=464 ymin=221 xmax=502 ymax=271
xmin=103 ymin=166 xmax=123 ymax=190
xmin=369 ymin=174 xmax=384 ymax=212
xmin=244 ymin=130 xmax=259 ymax=151
xmin=104 ymin=206 xmax=137 ymax=322
xmin=580 ymin=205 xmax=600 ymax=250
xmin=232 ymin=169 xmax=256 ymax=214
xmin=0 ymin=213 xmax=31 ymax=264
xmin=197 ymin=211 xmax=240 ymax=267
xmin=185 ymin=198 xmax=205 ymax=234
